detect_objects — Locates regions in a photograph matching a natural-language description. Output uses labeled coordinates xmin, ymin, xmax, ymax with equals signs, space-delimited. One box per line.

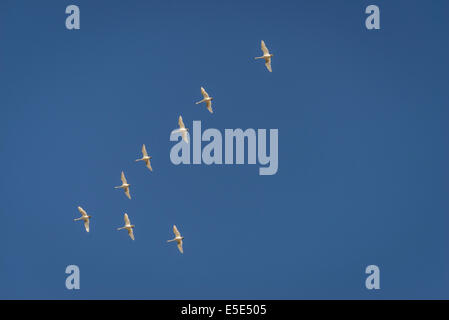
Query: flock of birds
xmin=73 ymin=40 xmax=275 ymax=254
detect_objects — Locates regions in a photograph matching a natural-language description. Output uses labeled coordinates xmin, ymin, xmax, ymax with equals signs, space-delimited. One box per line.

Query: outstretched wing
xmin=173 ymin=225 xmax=181 ymax=237
xmin=181 ymin=131 xmax=189 ymax=144
xmin=142 ymin=144 xmax=148 ymax=157
xmin=145 ymin=159 xmax=153 ymax=171
xmin=201 ymin=87 xmax=209 ymax=99
xmin=265 ymin=58 xmax=272 ymax=72
xmin=124 ymin=213 xmax=131 ymax=225
xmin=78 ymin=206 xmax=88 ymax=217
xmin=121 ymin=171 xmax=128 ymax=184
xmin=177 ymin=240 xmax=183 ymax=254
xmin=124 ymin=187 xmax=131 ymax=199
xmin=261 ymin=40 xmax=270 ymax=55
xmin=128 ymin=228 xmax=135 ymax=240
xmin=84 ymin=219 xmax=90 ymax=232
xmin=178 ymin=115 xmax=185 ymax=129
xmin=206 ymin=100 xmax=213 ymax=113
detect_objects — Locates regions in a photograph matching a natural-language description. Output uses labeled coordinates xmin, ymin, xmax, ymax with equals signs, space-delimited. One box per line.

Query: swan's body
xmin=172 ymin=115 xmax=189 ymax=144
xmin=114 ymin=171 xmax=131 ymax=199
xmin=195 ymin=87 xmax=214 ymax=114
xmin=135 ymin=144 xmax=153 ymax=171
xmin=74 ymin=206 xmax=91 ymax=232
xmin=255 ymin=40 xmax=273 ymax=72
xmin=117 ymin=213 xmax=135 ymax=240
xmin=167 ymin=225 xmax=184 ymax=254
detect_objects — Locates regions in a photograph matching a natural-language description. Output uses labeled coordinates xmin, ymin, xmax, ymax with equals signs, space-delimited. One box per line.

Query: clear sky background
xmin=0 ymin=0 xmax=448 ymax=299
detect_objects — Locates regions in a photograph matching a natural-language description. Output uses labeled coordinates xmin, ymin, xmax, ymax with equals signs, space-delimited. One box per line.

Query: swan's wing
xmin=261 ymin=40 xmax=270 ymax=55
xmin=124 ymin=187 xmax=131 ymax=199
xmin=177 ymin=240 xmax=183 ymax=254
xmin=178 ymin=116 xmax=185 ymax=129
xmin=145 ymin=159 xmax=153 ymax=171
xmin=173 ymin=225 xmax=181 ymax=237
xmin=84 ymin=219 xmax=90 ymax=232
xmin=124 ymin=213 xmax=131 ymax=225
xmin=121 ymin=171 xmax=128 ymax=184
xmin=142 ymin=144 xmax=148 ymax=157
xmin=128 ymin=228 xmax=135 ymax=240
xmin=206 ymin=100 xmax=213 ymax=113
xmin=265 ymin=58 xmax=272 ymax=72
xmin=78 ymin=206 xmax=88 ymax=217
xmin=201 ymin=87 xmax=209 ymax=99
xmin=181 ymin=131 xmax=189 ymax=144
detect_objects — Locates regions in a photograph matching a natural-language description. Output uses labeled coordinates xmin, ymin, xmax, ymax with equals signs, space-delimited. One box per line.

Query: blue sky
xmin=0 ymin=0 xmax=448 ymax=299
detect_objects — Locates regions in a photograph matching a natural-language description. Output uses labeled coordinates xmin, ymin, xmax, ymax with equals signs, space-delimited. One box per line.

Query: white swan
xmin=172 ymin=115 xmax=189 ymax=144
xmin=74 ymin=206 xmax=91 ymax=232
xmin=117 ymin=213 xmax=135 ymax=240
xmin=114 ymin=171 xmax=131 ymax=199
xmin=135 ymin=144 xmax=153 ymax=171
xmin=167 ymin=225 xmax=184 ymax=254
xmin=255 ymin=40 xmax=273 ymax=72
xmin=195 ymin=87 xmax=214 ymax=114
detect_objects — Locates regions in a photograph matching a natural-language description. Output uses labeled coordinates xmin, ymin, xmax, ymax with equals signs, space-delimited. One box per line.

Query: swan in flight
xmin=195 ymin=87 xmax=214 ymax=114
xmin=114 ymin=171 xmax=131 ymax=199
xmin=167 ymin=225 xmax=184 ymax=254
xmin=117 ymin=213 xmax=135 ymax=240
xmin=135 ymin=144 xmax=153 ymax=171
xmin=74 ymin=206 xmax=91 ymax=232
xmin=172 ymin=115 xmax=189 ymax=144
xmin=254 ymin=40 xmax=273 ymax=72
